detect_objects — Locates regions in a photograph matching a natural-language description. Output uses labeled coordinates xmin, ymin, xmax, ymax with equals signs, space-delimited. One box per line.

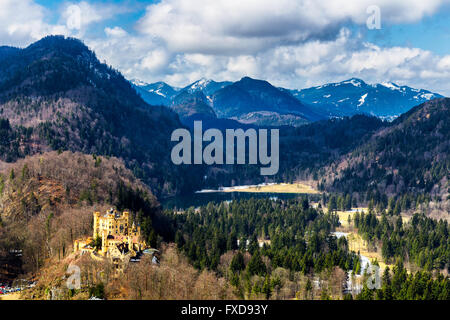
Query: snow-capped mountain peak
xmin=131 ymin=79 xmax=149 ymax=87
xmin=342 ymin=78 xmax=363 ymax=87
xmin=288 ymin=78 xmax=442 ymax=118
xmin=186 ymin=78 xmax=212 ymax=92
xmin=131 ymin=80 xmax=180 ymax=106
xmin=182 ymin=78 xmax=233 ymax=96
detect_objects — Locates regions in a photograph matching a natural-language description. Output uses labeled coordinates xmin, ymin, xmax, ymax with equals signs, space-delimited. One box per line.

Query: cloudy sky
xmin=1 ymin=0 xmax=450 ymax=95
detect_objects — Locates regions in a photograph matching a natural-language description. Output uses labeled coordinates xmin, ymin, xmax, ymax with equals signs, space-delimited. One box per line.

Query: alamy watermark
xmin=66 ymin=264 xmax=81 ymax=290
xmin=171 ymin=121 xmax=279 ymax=175
xmin=367 ymin=5 xmax=381 ymax=30
xmin=366 ymin=265 xmax=381 ymax=289
xmin=66 ymin=5 xmax=82 ymax=31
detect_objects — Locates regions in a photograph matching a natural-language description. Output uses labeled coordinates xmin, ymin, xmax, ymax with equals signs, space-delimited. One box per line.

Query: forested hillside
xmin=323 ymin=98 xmax=449 ymax=205
xmin=353 ymin=211 xmax=449 ymax=272
xmin=0 ymin=35 xmax=203 ymax=197
xmin=201 ymin=115 xmax=386 ymax=188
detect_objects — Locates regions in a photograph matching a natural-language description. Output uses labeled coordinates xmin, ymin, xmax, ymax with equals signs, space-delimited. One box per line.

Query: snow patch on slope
xmin=415 ymin=93 xmax=435 ymax=100
xmin=381 ymin=82 xmax=401 ymax=91
xmin=149 ymin=88 xmax=166 ymax=97
xmin=188 ymin=78 xmax=211 ymax=92
xmin=357 ymin=93 xmax=368 ymax=107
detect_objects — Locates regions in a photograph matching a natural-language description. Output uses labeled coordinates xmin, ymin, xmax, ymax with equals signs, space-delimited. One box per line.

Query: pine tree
xmin=230 ymin=251 xmax=245 ymax=273
xmin=246 ymin=251 xmax=266 ymax=276
xmin=305 ymin=278 xmax=313 ymax=300
xmin=262 ymin=276 xmax=272 ymax=300
xmin=327 ymin=195 xmax=337 ymax=213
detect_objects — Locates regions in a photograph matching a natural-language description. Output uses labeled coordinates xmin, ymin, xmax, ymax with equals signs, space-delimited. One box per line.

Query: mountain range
xmin=0 ymin=35 xmax=447 ymax=201
xmin=133 ymin=76 xmax=442 ymax=126
xmin=289 ymin=78 xmax=442 ymax=120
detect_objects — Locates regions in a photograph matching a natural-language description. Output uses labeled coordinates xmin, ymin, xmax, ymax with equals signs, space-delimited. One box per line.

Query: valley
xmin=0 ymin=36 xmax=448 ymax=301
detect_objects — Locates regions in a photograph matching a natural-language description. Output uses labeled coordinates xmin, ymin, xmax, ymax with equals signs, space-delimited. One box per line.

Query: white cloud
xmin=61 ymin=2 xmax=102 ymax=31
xmin=226 ymin=56 xmax=259 ymax=77
xmin=86 ymin=0 xmax=445 ymax=96
xmin=89 ymin=25 xmax=450 ymax=95
xmin=0 ymin=0 xmax=69 ymax=46
xmin=60 ymin=1 xmax=127 ymax=37
xmin=0 ymin=0 xmax=125 ymax=46
xmin=136 ymin=0 xmax=450 ymax=54
xmin=141 ymin=49 xmax=170 ymax=72
xmin=1 ymin=0 xmax=450 ymax=96
xmin=105 ymin=27 xmax=128 ymax=38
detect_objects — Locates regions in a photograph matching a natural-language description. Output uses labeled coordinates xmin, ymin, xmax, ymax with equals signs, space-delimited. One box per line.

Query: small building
xmin=73 ymin=237 xmax=94 ymax=255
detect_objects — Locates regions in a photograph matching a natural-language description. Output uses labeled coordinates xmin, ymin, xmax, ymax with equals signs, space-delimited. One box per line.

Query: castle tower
xmin=128 ymin=236 xmax=133 ymax=253
xmin=123 ymin=211 xmax=130 ymax=222
xmin=130 ymin=222 xmax=135 ymax=236
xmin=101 ymin=231 xmax=107 ymax=256
xmin=93 ymin=211 xmax=101 ymax=238
xmin=123 ymin=211 xmax=130 ymax=235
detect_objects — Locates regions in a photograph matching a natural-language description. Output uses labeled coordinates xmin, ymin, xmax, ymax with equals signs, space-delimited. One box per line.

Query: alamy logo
xmin=66 ymin=264 xmax=81 ymax=290
xmin=366 ymin=5 xmax=381 ymax=30
xmin=366 ymin=265 xmax=381 ymax=289
xmin=171 ymin=121 xmax=279 ymax=175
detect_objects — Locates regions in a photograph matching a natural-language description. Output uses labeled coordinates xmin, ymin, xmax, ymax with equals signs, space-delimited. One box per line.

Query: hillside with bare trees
xmin=0 ymin=151 xmax=162 ymax=281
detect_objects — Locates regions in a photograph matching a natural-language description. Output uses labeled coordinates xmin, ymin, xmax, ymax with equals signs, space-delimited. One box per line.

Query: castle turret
xmin=128 ymin=236 xmax=133 ymax=253
xmin=123 ymin=211 xmax=130 ymax=222
xmin=93 ymin=211 xmax=101 ymax=238
xmin=101 ymin=231 xmax=107 ymax=256
xmin=130 ymin=222 xmax=136 ymax=236
xmin=123 ymin=211 xmax=130 ymax=235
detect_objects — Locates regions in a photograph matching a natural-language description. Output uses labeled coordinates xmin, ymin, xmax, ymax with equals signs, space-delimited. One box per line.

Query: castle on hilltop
xmin=74 ymin=208 xmax=148 ymax=272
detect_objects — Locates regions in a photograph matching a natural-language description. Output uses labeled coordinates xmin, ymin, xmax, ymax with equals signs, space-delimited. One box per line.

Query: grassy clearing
xmin=335 ymin=208 xmax=367 ymax=228
xmin=223 ymin=182 xmax=320 ymax=194
xmin=331 ymin=207 xmax=395 ymax=272
xmin=346 ymin=232 xmax=391 ymax=271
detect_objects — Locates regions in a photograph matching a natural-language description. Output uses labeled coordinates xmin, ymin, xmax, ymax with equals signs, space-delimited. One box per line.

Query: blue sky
xmin=1 ymin=0 xmax=450 ymax=95
xmin=363 ymin=10 xmax=450 ymax=55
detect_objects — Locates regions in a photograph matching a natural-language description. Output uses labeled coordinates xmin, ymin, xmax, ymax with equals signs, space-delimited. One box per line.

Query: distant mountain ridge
xmin=133 ymin=76 xmax=319 ymax=126
xmin=182 ymin=78 xmax=232 ymax=96
xmin=133 ymin=76 xmax=443 ymax=126
xmin=211 ymin=77 xmax=323 ymax=122
xmin=131 ymin=80 xmax=179 ymax=106
xmin=289 ymin=78 xmax=442 ymax=119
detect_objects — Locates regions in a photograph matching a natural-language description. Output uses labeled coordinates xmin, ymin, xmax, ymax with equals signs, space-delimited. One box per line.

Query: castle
xmin=74 ymin=208 xmax=147 ymax=272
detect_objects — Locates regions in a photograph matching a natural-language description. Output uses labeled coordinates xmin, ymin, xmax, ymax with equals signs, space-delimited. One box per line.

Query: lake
xmin=161 ymin=191 xmax=321 ymax=210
